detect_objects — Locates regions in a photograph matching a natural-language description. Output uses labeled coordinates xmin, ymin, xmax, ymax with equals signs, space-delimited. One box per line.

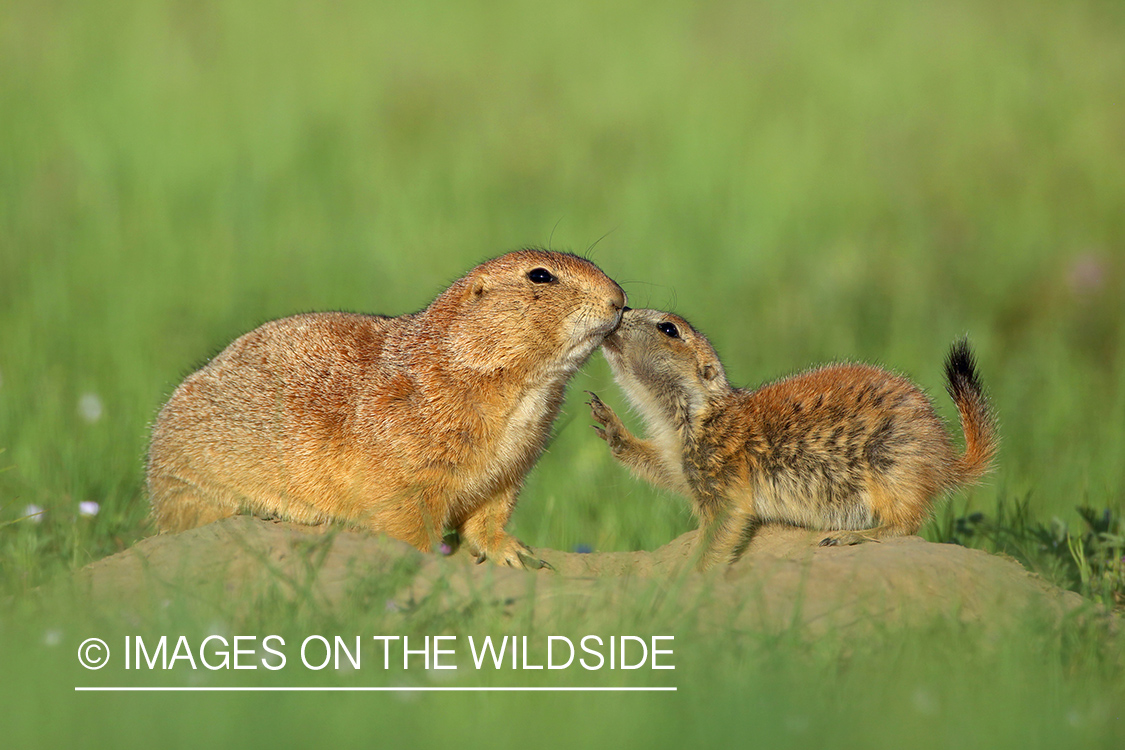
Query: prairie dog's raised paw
xmin=586 ymin=391 xmax=627 ymax=453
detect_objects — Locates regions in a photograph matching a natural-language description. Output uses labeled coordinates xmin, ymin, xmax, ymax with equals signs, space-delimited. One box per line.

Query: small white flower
xmin=23 ymin=504 xmax=45 ymax=523
xmin=78 ymin=393 xmax=104 ymax=423
xmin=79 ymin=501 xmax=100 ymax=517
xmin=43 ymin=629 xmax=63 ymax=647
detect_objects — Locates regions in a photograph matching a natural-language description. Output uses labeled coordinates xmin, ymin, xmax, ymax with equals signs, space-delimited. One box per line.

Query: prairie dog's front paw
xmin=586 ymin=391 xmax=628 ymax=454
xmin=482 ymin=535 xmax=553 ymax=571
xmin=586 ymin=391 xmax=616 ymax=429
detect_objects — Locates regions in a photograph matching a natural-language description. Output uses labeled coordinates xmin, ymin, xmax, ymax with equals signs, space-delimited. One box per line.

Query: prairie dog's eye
xmin=657 ymin=321 xmax=680 ymax=339
xmin=527 ymin=268 xmax=556 ymax=284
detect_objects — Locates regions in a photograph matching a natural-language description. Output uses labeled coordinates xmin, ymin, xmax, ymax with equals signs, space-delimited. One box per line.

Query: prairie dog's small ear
xmin=470 ymin=274 xmax=490 ymax=298
xmin=701 ymin=364 xmax=718 ymax=382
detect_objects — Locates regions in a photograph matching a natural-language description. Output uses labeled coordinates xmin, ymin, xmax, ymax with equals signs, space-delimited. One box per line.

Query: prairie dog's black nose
xmin=607 ymin=286 xmax=626 ymax=313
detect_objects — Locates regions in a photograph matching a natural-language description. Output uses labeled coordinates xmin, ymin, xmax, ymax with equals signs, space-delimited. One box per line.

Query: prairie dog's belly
xmin=454 ymin=378 xmax=566 ymax=508
xmin=749 ymin=474 xmax=877 ymax=530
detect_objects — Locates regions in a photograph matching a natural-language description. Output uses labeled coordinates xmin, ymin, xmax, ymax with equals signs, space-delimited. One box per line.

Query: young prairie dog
xmin=147 ymin=249 xmax=626 ymax=569
xmin=588 ymin=308 xmax=998 ymax=570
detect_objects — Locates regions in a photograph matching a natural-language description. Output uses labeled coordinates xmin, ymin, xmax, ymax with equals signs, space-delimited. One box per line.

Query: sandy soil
xmin=70 ymin=516 xmax=1089 ymax=635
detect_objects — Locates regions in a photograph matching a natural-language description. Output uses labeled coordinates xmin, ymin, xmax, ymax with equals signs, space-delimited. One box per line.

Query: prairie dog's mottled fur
xmin=589 ymin=308 xmax=998 ymax=570
xmin=147 ymin=249 xmax=626 ymax=569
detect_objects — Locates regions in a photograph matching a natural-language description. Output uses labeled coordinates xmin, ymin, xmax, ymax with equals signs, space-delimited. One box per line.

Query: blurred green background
xmin=1 ymin=0 xmax=1123 ymax=746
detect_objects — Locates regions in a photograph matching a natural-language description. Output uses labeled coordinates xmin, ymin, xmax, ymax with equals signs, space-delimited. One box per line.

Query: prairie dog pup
xmin=148 ymin=249 xmax=626 ymax=569
xmin=588 ymin=309 xmax=998 ymax=570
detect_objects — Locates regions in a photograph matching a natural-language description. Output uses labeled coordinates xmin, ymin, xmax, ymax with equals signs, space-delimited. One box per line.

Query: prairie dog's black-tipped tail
xmin=944 ymin=338 xmax=999 ymax=483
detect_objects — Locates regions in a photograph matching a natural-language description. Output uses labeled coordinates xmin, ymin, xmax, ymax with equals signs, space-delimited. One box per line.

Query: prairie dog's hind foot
xmin=817 ymin=522 xmax=915 ymax=547
xmin=817 ymin=530 xmax=883 ymax=547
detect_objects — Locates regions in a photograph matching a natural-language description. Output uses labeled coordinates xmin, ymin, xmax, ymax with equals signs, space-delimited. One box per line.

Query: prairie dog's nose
xmin=608 ymin=285 xmax=626 ymax=312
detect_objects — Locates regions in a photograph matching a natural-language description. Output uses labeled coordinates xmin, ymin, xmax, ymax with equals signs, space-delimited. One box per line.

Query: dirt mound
xmin=73 ymin=517 xmax=1085 ymax=633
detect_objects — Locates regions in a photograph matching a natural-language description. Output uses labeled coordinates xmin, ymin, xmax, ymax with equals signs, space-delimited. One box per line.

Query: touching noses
xmin=607 ymin=288 xmax=628 ymax=331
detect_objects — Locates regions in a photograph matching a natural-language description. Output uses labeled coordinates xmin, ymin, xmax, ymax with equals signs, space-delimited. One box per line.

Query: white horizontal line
xmin=75 ymin=686 xmax=676 ymax=693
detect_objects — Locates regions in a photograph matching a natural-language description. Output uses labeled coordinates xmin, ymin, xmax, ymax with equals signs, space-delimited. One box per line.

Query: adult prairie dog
xmin=588 ymin=308 xmax=998 ymax=570
xmin=147 ymin=249 xmax=626 ymax=569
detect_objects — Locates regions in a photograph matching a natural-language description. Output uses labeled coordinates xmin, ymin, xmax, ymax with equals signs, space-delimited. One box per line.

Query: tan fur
xmin=589 ymin=309 xmax=998 ymax=570
xmin=147 ymin=249 xmax=626 ymax=568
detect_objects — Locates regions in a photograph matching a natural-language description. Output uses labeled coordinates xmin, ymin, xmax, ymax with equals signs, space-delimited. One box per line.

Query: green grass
xmin=933 ymin=496 xmax=1125 ymax=609
xmin=2 ymin=0 xmax=1124 ymax=746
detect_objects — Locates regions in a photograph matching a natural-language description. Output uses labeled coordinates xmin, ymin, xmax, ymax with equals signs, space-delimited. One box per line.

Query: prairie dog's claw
xmin=588 ymin=393 xmax=616 ymax=423
xmin=516 ymin=550 xmax=554 ymax=571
